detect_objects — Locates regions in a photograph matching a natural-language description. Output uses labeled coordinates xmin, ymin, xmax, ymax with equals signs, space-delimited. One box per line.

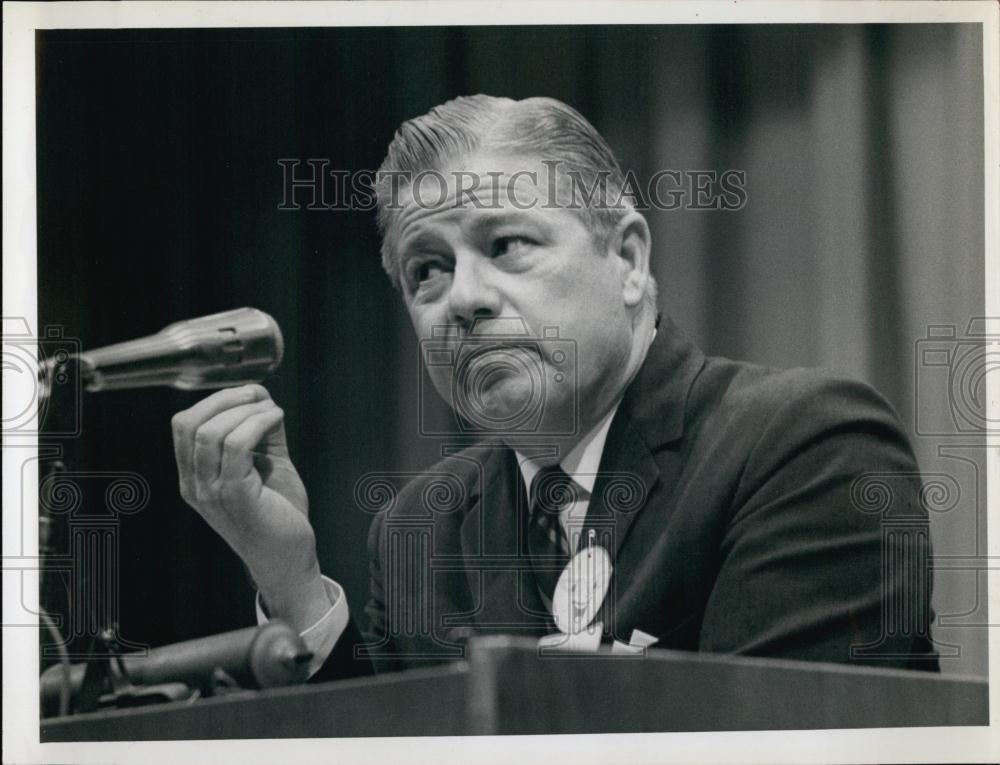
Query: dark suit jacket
xmin=314 ymin=319 xmax=938 ymax=682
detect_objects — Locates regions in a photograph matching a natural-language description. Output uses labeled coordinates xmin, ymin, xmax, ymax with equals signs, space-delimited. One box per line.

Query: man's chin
xmin=452 ymin=377 xmax=541 ymax=430
xmin=469 ymin=381 xmax=533 ymax=416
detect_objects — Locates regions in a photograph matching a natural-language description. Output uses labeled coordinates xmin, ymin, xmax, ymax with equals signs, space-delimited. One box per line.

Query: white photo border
xmin=3 ymin=2 xmax=998 ymax=764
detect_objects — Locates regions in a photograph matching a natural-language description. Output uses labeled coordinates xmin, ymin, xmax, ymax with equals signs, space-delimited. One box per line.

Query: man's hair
xmin=375 ymin=94 xmax=657 ymax=310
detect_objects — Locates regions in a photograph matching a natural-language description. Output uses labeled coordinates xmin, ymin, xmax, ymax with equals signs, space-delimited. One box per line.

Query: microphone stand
xmin=37 ymin=359 xmax=162 ymax=716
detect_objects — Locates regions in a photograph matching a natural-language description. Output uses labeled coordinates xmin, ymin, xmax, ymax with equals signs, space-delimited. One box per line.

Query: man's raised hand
xmin=171 ymin=384 xmax=332 ymax=631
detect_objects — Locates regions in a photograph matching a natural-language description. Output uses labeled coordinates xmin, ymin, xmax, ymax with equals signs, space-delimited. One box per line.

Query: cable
xmin=40 ymin=607 xmax=72 ymax=717
xmin=38 ymin=461 xmax=72 ymax=716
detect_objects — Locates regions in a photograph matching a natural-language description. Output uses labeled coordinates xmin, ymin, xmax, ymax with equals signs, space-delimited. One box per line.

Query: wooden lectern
xmin=40 ymin=636 xmax=988 ymax=741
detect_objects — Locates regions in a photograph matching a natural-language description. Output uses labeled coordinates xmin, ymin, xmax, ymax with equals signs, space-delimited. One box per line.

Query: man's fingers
xmin=219 ymin=407 xmax=285 ymax=484
xmin=192 ymin=399 xmax=278 ymax=491
xmin=171 ymin=384 xmax=270 ymax=500
xmin=172 ymin=384 xmax=269 ymax=449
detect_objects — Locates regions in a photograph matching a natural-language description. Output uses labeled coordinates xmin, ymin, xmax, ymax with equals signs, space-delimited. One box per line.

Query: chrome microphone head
xmin=40 ymin=307 xmax=285 ymax=394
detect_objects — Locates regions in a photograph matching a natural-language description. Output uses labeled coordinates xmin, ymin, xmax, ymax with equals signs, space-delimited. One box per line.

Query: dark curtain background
xmin=36 ymin=25 xmax=985 ymax=676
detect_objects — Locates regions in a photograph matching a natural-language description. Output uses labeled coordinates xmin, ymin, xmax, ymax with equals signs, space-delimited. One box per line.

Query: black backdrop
xmin=36 ymin=25 xmax=986 ymax=673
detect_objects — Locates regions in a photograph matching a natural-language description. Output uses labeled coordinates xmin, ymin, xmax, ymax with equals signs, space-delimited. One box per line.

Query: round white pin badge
xmin=551 ymin=539 xmax=612 ymax=635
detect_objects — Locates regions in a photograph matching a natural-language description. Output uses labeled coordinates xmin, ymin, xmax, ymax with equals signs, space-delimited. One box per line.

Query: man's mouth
xmin=455 ymin=343 xmax=542 ymax=396
xmin=462 ymin=343 xmax=540 ymax=377
xmin=450 ymin=343 xmax=546 ymax=430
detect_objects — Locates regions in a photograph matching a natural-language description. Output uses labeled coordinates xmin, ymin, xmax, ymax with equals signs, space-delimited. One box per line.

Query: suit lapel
xmin=459 ymin=446 xmax=549 ymax=633
xmin=582 ymin=414 xmax=661 ymax=562
xmin=583 ymin=319 xmax=705 ymax=562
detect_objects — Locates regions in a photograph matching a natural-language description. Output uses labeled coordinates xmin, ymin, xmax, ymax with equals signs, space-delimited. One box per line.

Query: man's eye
xmin=414 ymin=261 xmax=447 ymax=284
xmin=493 ymin=236 xmax=533 ymax=257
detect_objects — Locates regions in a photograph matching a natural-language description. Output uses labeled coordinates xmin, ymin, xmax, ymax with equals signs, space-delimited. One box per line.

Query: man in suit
xmin=170 ymin=95 xmax=937 ymax=682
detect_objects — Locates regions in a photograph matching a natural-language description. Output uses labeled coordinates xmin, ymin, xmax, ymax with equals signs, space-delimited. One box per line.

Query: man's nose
xmin=446 ymin=256 xmax=502 ymax=327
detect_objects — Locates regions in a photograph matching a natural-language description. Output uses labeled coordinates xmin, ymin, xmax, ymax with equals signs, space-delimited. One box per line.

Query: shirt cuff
xmin=254 ymin=575 xmax=350 ymax=679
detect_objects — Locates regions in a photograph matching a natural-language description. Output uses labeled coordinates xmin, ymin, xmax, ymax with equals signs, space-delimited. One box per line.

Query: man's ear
xmin=608 ymin=211 xmax=652 ymax=309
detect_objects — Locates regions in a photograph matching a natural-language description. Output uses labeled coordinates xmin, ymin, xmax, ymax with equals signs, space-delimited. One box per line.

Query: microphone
xmin=41 ymin=307 xmax=284 ymax=395
xmin=40 ymin=621 xmax=312 ymax=716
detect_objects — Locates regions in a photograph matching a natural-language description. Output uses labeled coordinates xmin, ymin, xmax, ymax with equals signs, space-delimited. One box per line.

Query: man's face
xmin=393 ymin=152 xmax=638 ymax=440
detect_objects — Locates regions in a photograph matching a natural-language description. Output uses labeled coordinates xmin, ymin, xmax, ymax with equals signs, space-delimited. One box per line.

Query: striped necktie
xmin=527 ymin=464 xmax=577 ymax=603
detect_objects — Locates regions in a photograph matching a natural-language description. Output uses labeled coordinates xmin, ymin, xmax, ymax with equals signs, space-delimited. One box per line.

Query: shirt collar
xmin=515 ymin=402 xmax=620 ymax=498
